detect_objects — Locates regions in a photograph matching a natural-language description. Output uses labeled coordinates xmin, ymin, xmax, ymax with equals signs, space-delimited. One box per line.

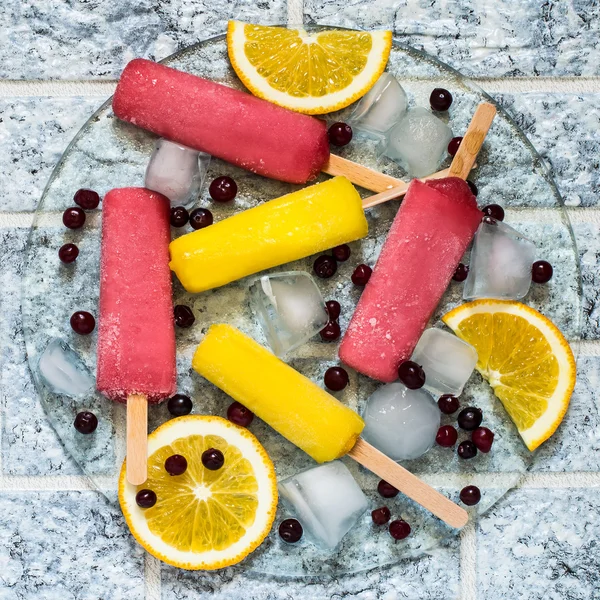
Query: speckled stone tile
xmin=0 ymin=0 xmax=287 ymax=80
xmin=305 ymin=0 xmax=600 ymax=77
xmin=160 ymin=539 xmax=459 ymax=600
xmin=495 ymin=93 xmax=600 ymax=208
xmin=573 ymin=222 xmax=600 ymax=340
xmin=0 ymin=490 xmax=144 ymax=599
xmin=0 ymin=229 xmax=80 ymax=476
xmin=478 ymin=488 xmax=600 ymax=600
xmin=0 ymin=97 xmax=101 ymax=212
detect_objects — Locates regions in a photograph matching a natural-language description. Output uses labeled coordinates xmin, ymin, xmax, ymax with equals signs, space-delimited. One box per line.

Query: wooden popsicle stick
xmin=448 ymin=102 xmax=496 ymax=180
xmin=323 ymin=154 xmax=404 ymax=193
xmin=126 ymin=394 xmax=148 ymax=485
xmin=349 ymin=437 xmax=468 ymax=529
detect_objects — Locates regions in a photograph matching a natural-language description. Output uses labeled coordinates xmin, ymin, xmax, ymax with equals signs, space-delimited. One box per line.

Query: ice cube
xmin=248 ymin=271 xmax=329 ymax=357
xmin=411 ymin=328 xmax=478 ymax=397
xmin=464 ymin=219 xmax=535 ymax=300
xmin=348 ymin=73 xmax=408 ymax=139
xmin=278 ymin=461 xmax=369 ymax=550
xmin=383 ymin=107 xmax=453 ymax=178
xmin=362 ymin=382 xmax=440 ymax=461
xmin=38 ymin=338 xmax=94 ymax=397
xmin=145 ymin=138 xmax=211 ymax=207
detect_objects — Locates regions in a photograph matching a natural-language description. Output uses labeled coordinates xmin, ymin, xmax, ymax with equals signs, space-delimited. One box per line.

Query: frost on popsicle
xmin=362 ymin=382 xmax=440 ymax=461
xmin=411 ymin=328 xmax=478 ymax=398
xmin=145 ymin=138 xmax=211 ymax=207
xmin=278 ymin=461 xmax=369 ymax=550
xmin=38 ymin=338 xmax=94 ymax=397
xmin=464 ymin=219 xmax=535 ymax=301
xmin=248 ymin=271 xmax=329 ymax=357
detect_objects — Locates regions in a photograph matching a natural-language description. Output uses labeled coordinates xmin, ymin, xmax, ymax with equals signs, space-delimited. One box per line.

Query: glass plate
xmin=22 ymin=29 xmax=582 ymax=578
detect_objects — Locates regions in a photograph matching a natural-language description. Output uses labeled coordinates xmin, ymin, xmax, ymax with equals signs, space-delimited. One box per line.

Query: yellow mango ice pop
xmin=193 ymin=324 xmax=365 ymax=463
xmin=170 ymin=176 xmax=368 ymax=293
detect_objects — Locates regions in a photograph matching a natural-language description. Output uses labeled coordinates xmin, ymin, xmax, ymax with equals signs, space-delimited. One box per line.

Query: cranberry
xmin=328 ymin=122 xmax=353 ymax=147
xmin=170 ymin=206 xmax=189 ymax=227
xmin=351 ymin=264 xmax=372 ymax=286
xmin=436 ymin=425 xmax=458 ymax=447
xmin=460 ymin=485 xmax=481 ymax=506
xmin=457 ymin=407 xmax=483 ymax=431
xmin=63 ymin=207 xmax=86 ymax=229
xmin=74 ymin=411 xmax=98 ymax=434
xmin=167 ymin=394 xmax=193 ymax=417
xmin=430 ymin=88 xmax=453 ymax=111
xmin=397 ymin=360 xmax=426 ymax=390
xmin=438 ymin=394 xmax=460 ymax=414
xmin=457 ymin=440 xmax=477 ymax=459
xmin=482 ymin=204 xmax=505 ymax=222
xmin=209 ymin=176 xmax=237 ymax=202
xmin=532 ymin=260 xmax=553 ymax=284
xmin=371 ymin=506 xmax=391 ymax=525
xmin=314 ymin=255 xmax=337 ymax=278
xmin=448 ymin=136 xmax=463 ymax=157
xmin=70 ymin=311 xmax=95 ymax=335
xmin=58 ymin=243 xmax=79 ymax=263
xmin=320 ymin=320 xmax=341 ymax=342
xmin=472 ymin=427 xmax=494 ymax=453
xmin=202 ymin=448 xmax=224 ymax=470
xmin=227 ymin=401 xmax=254 ymax=427
xmin=332 ymin=244 xmax=351 ymax=262
xmin=389 ymin=519 xmax=411 ymax=540
xmin=452 ymin=263 xmax=469 ymax=282
xmin=73 ymin=189 xmax=100 ymax=210
xmin=189 ymin=208 xmax=213 ymax=230
xmin=165 ymin=454 xmax=187 ymax=475
xmin=174 ymin=305 xmax=195 ymax=328
xmin=466 ymin=180 xmax=478 ymax=196
xmin=136 ymin=489 xmax=157 ymax=508
xmin=325 ymin=300 xmax=341 ymax=321
xmin=324 ymin=366 xmax=349 ymax=391
xmin=279 ymin=519 xmax=303 ymax=543
xmin=378 ymin=480 xmax=399 ymax=498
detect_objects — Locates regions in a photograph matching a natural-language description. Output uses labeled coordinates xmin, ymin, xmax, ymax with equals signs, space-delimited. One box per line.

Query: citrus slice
xmin=118 ymin=415 xmax=278 ymax=570
xmin=442 ymin=300 xmax=576 ymax=451
xmin=227 ymin=21 xmax=392 ymax=114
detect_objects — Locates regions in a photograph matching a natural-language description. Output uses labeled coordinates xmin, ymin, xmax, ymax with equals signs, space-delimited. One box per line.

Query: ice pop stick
xmin=126 ymin=395 xmax=148 ymax=485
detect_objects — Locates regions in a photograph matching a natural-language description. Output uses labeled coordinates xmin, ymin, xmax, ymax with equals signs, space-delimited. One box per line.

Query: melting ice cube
xmin=349 ymin=73 xmax=408 ymax=139
xmin=38 ymin=338 xmax=94 ymax=397
xmin=383 ymin=107 xmax=452 ymax=178
xmin=464 ymin=219 xmax=535 ymax=300
xmin=248 ymin=271 xmax=329 ymax=357
xmin=362 ymin=382 xmax=440 ymax=461
xmin=411 ymin=328 xmax=478 ymax=398
xmin=145 ymin=138 xmax=211 ymax=207
xmin=279 ymin=461 xmax=369 ymax=550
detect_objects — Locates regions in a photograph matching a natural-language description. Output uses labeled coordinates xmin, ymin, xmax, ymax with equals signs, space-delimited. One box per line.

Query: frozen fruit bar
xmin=192 ymin=324 xmax=365 ymax=463
xmin=96 ymin=188 xmax=176 ymax=403
xmin=113 ymin=58 xmax=330 ymax=184
xmin=340 ymin=177 xmax=482 ymax=382
xmin=169 ymin=176 xmax=368 ymax=293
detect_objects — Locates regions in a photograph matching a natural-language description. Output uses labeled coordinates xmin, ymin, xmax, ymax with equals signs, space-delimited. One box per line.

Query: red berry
xmin=324 ymin=366 xmax=349 ymax=391
xmin=170 ymin=206 xmax=189 ymax=227
xmin=279 ymin=519 xmax=303 ymax=543
xmin=438 ymin=394 xmax=460 ymax=414
xmin=325 ymin=300 xmax=341 ymax=321
xmin=59 ymin=243 xmax=79 ymax=264
xmin=430 ymin=88 xmax=452 ymax=111
xmin=314 ymin=255 xmax=337 ymax=278
xmin=202 ymin=448 xmax=224 ymax=470
xmin=460 ymin=485 xmax=481 ymax=506
xmin=371 ymin=506 xmax=391 ymax=525
xmin=389 ymin=519 xmax=411 ymax=540
xmin=174 ymin=305 xmax=195 ymax=328
xmin=377 ymin=480 xmax=399 ymax=498
xmin=351 ymin=264 xmax=372 ymax=286
xmin=436 ymin=425 xmax=458 ymax=447
xmin=458 ymin=407 xmax=483 ymax=431
xmin=167 ymin=394 xmax=193 ymax=417
xmin=63 ymin=207 xmax=86 ymax=229
xmin=482 ymin=204 xmax=505 ymax=221
xmin=328 ymin=122 xmax=353 ymax=147
xmin=320 ymin=320 xmax=341 ymax=342
xmin=70 ymin=311 xmax=95 ymax=335
xmin=136 ymin=489 xmax=157 ymax=508
xmin=227 ymin=402 xmax=254 ymax=427
xmin=452 ymin=263 xmax=469 ymax=282
xmin=457 ymin=440 xmax=477 ymax=459
xmin=189 ymin=208 xmax=213 ymax=230
xmin=74 ymin=411 xmax=98 ymax=434
xmin=448 ymin=136 xmax=463 ymax=156
xmin=532 ymin=260 xmax=553 ymax=284
xmin=209 ymin=176 xmax=237 ymax=202
xmin=332 ymin=244 xmax=351 ymax=262
xmin=165 ymin=454 xmax=187 ymax=475
xmin=471 ymin=427 xmax=494 ymax=453
xmin=397 ymin=360 xmax=425 ymax=390
xmin=73 ymin=189 xmax=100 ymax=210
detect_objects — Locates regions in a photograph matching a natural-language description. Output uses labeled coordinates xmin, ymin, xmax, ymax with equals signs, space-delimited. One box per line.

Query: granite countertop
xmin=1 ymin=1 xmax=599 ymax=598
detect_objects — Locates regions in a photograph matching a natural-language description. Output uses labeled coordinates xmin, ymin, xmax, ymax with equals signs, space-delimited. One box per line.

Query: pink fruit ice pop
xmin=339 ymin=177 xmax=482 ymax=383
xmin=96 ymin=187 xmax=176 ymax=403
xmin=113 ymin=58 xmax=330 ymax=185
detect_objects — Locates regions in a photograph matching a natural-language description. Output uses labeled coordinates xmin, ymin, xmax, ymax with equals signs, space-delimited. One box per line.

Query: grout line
xmin=144 ymin=554 xmax=162 ymax=600
xmin=473 ymin=77 xmax=600 ymax=94
xmin=287 ymin=0 xmax=304 ymax=26
xmin=0 ymin=80 xmax=117 ymax=98
xmin=459 ymin=522 xmax=477 ymax=600
xmin=0 ymin=475 xmax=114 ymax=491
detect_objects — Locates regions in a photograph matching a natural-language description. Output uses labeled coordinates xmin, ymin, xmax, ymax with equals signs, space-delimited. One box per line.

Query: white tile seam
xmin=459 ymin=522 xmax=477 ymax=600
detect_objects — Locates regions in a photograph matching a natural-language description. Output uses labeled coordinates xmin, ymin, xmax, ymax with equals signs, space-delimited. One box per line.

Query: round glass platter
xmin=22 ymin=29 xmax=582 ymax=578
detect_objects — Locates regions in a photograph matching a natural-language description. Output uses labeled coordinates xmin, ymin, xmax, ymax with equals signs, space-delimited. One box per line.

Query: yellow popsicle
xmin=193 ymin=324 xmax=365 ymax=463
xmin=169 ymin=176 xmax=368 ymax=293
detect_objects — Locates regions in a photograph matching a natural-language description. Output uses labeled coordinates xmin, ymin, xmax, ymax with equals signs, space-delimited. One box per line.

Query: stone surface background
xmin=1 ymin=0 xmax=599 ymax=598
